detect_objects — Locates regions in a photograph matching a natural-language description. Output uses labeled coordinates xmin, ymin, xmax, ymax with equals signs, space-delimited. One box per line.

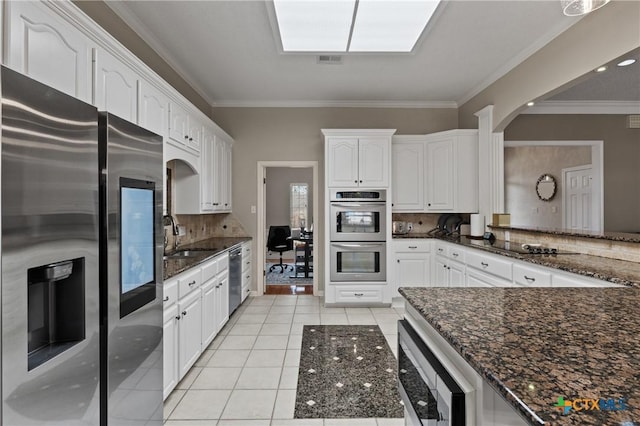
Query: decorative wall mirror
xmin=536 ymin=174 xmax=557 ymax=201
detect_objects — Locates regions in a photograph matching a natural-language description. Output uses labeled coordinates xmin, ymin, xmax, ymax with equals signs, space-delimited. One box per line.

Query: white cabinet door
xmin=221 ymin=140 xmax=233 ymax=211
xmin=169 ymin=102 xmax=190 ymax=148
xmin=200 ymin=280 xmax=217 ymax=348
xmin=212 ymin=138 xmax=225 ymax=211
xmin=425 ymin=138 xmax=455 ymax=211
xmin=93 ymin=48 xmax=138 ymax=123
xmin=358 ymin=137 xmax=389 ymax=187
xmin=178 ymin=291 xmax=202 ymax=379
xmin=187 ymin=117 xmax=202 ymax=153
xmin=466 ymin=269 xmax=495 ymax=287
xmin=138 ymin=79 xmax=168 ymax=138
xmin=215 ymin=272 xmax=230 ymax=332
xmin=448 ymin=260 xmax=466 ymax=287
xmin=327 ymin=138 xmax=359 ymax=187
xmin=200 ymin=131 xmax=215 ymax=212
xmin=163 ymin=304 xmax=179 ymax=400
xmin=392 ymin=141 xmax=424 ymax=211
xmin=5 ymin=1 xmax=93 ymax=103
xmin=434 ymin=255 xmax=449 ymax=286
xmin=395 ymin=253 xmax=431 ymax=287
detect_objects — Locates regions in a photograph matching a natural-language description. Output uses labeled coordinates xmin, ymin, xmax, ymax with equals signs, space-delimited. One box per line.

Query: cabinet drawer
xmin=163 ymin=303 xmax=178 ymax=324
xmin=164 ymin=280 xmax=178 ymax=307
xmin=466 ymin=251 xmax=512 ymax=281
xmin=178 ymin=268 xmax=202 ymax=298
xmin=393 ymin=240 xmax=431 ymax=253
xmin=513 ymin=264 xmax=551 ymax=287
xmin=243 ymin=258 xmax=251 ymax=273
xmin=466 ymin=268 xmax=512 ymax=288
xmin=446 ymin=246 xmax=465 ymax=263
xmin=334 ymin=286 xmax=383 ymax=304
xmin=217 ymin=253 xmax=229 ymax=272
xmin=434 ymin=241 xmax=447 ymax=257
xmin=201 ymin=257 xmax=218 ymax=282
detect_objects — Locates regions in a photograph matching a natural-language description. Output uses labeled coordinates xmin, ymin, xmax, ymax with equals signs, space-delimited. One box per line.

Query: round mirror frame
xmin=536 ymin=174 xmax=557 ymax=201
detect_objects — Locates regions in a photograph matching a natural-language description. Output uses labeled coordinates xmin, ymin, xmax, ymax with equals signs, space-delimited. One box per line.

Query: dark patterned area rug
xmin=294 ymin=325 xmax=403 ymax=419
xmin=266 ymin=263 xmax=313 ymax=285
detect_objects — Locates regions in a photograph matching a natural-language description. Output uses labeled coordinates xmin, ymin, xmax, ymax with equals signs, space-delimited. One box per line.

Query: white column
xmin=475 ymin=106 xmax=505 ymax=229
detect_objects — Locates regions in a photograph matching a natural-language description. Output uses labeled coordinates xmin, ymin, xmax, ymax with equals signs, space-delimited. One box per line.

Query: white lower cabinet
xmin=466 ymin=268 xmax=512 ymax=288
xmin=433 ymin=255 xmax=466 ymax=287
xmin=394 ymin=240 xmax=431 ymax=290
xmin=178 ymin=289 xmax=202 ymax=379
xmin=163 ymin=250 xmax=232 ymax=400
xmin=163 ymin=303 xmax=179 ymax=400
xmin=241 ymin=241 xmax=252 ymax=302
xmin=333 ymin=285 xmax=383 ymax=304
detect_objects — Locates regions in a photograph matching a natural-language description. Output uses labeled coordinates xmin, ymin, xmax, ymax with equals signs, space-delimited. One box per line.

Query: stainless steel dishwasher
xmin=228 ymin=246 xmax=242 ymax=313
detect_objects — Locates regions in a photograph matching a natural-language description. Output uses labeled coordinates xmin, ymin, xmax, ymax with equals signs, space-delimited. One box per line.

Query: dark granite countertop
xmin=490 ymin=224 xmax=640 ymax=243
xmin=163 ymin=236 xmax=251 ymax=280
xmin=399 ymin=286 xmax=640 ymax=425
xmin=392 ymin=234 xmax=640 ymax=288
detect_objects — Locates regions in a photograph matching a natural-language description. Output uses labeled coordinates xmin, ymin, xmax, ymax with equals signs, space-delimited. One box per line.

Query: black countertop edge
xmin=489 ymin=225 xmax=640 ymax=244
xmin=163 ymin=236 xmax=252 ymax=280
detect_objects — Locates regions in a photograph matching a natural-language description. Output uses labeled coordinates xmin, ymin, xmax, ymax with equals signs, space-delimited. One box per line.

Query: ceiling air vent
xmin=317 ymin=55 xmax=343 ymax=65
xmin=626 ymin=115 xmax=640 ymax=129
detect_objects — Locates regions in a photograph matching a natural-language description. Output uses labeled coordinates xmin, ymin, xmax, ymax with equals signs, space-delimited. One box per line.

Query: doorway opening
xmin=257 ymin=161 xmax=318 ymax=296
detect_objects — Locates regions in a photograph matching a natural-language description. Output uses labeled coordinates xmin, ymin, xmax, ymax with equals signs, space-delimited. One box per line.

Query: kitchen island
xmin=399 ymin=286 xmax=639 ymax=425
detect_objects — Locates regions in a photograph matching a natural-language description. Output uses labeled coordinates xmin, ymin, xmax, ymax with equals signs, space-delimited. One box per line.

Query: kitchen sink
xmin=163 ymin=249 xmax=217 ymax=260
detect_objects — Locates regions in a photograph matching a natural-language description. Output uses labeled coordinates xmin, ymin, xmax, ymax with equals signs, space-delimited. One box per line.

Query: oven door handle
xmin=330 ymin=202 xmax=386 ymax=207
xmin=331 ymin=243 xmax=384 ymax=248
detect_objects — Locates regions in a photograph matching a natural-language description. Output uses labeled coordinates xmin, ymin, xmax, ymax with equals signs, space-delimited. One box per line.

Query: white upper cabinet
xmin=391 ymin=130 xmax=479 ymax=213
xmin=326 ymin=138 xmax=359 ymax=187
xmin=138 ymin=79 xmax=169 ymax=138
xmin=392 ymin=137 xmax=424 ymax=211
xmin=169 ymin=102 xmax=191 ymax=148
xmin=425 ymin=137 xmax=455 ymax=211
xmin=323 ymin=130 xmax=395 ymax=188
xmin=5 ymin=1 xmax=93 ymax=103
xmin=93 ymin=48 xmax=138 ymax=123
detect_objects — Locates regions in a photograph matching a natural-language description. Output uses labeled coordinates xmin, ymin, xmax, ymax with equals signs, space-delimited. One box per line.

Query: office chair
xmin=267 ymin=225 xmax=293 ymax=273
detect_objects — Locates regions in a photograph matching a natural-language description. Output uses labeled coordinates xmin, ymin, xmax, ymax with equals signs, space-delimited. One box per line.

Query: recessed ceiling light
xmin=527 ymin=102 xmax=535 ymax=107
xmin=273 ymin=0 xmax=440 ymax=53
xmin=617 ymin=59 xmax=636 ymax=67
xmin=595 ymin=66 xmax=607 ymax=73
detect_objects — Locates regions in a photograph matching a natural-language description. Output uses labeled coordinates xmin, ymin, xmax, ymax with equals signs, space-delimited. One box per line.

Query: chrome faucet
xmin=162 ymin=215 xmax=180 ymax=250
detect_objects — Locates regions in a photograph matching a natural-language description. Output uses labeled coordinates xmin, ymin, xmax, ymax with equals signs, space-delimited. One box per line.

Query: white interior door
xmin=563 ymin=165 xmax=601 ymax=232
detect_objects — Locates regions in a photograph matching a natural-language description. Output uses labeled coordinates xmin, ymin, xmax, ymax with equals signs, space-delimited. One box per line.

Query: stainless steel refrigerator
xmin=1 ymin=66 xmax=163 ymax=425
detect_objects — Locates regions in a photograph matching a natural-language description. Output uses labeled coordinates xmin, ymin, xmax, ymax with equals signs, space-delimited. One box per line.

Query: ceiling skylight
xmin=350 ymin=1 xmax=440 ymax=52
xmin=273 ymin=0 xmax=441 ymax=53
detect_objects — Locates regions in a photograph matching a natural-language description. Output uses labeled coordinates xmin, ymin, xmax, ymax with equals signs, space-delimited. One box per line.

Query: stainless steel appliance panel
xmin=398 ymin=320 xmax=466 ymax=426
xmin=330 ymin=202 xmax=387 ymax=241
xmin=228 ymin=246 xmax=242 ymax=313
xmin=100 ymin=113 xmax=163 ymax=425
xmin=1 ymin=66 xmax=100 ymax=425
xmin=329 ymin=242 xmax=386 ymax=282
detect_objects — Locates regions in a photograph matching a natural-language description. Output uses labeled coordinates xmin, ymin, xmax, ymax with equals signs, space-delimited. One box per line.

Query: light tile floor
xmin=164 ymin=295 xmax=405 ymax=426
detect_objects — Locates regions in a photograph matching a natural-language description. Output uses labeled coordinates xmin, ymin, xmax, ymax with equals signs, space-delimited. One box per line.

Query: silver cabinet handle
xmin=452 ymin=253 xmax=459 ymax=257
xmin=408 ymin=246 xmax=417 ymax=249
xmin=246 ymin=275 xmax=250 ymax=279
xmin=443 ymin=264 xmax=447 ymax=268
xmin=175 ymin=315 xmax=181 ymax=320
xmin=354 ymin=293 xmax=364 ymax=297
xmin=438 ymin=248 xmax=444 ymax=252
xmin=246 ymin=261 xmax=250 ymax=265
xmin=481 ymin=262 xmax=489 ymax=268
xmin=397 ymin=259 xmax=400 ymax=263
xmin=524 ymin=275 xmax=536 ymax=282
xmin=163 ymin=296 xmax=169 ymax=302
xmin=184 ymin=135 xmax=189 ymax=139
xmin=188 ymin=280 xmax=196 ymax=286
xmin=182 ymin=311 xmax=187 ymax=316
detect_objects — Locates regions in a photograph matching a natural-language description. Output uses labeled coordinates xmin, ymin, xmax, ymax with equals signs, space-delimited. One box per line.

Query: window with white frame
xmin=290 ymin=183 xmax=308 ymax=229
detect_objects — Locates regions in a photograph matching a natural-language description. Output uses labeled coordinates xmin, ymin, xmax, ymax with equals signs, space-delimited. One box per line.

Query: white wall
xmin=266 ymin=167 xmax=313 ymax=230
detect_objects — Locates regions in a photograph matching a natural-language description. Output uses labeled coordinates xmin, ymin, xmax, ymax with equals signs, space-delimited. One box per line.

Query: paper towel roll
xmin=470 ymin=214 xmax=484 ymax=237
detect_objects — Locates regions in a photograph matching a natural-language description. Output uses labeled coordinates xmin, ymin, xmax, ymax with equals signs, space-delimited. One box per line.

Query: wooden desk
xmin=290 ymin=236 xmax=313 ymax=278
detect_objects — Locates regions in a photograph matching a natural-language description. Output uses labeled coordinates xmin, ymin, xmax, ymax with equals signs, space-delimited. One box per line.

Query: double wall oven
xmin=329 ymin=189 xmax=386 ymax=282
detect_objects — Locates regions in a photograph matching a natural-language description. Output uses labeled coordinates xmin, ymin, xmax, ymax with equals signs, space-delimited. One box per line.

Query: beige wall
xmin=504 ymin=145 xmax=591 ymax=229
xmin=211 ymin=107 xmax=458 ymax=290
xmin=73 ymin=1 xmax=211 ymax=115
xmin=505 ymin=114 xmax=640 ymax=232
xmin=266 ymin=167 xmax=313 ymax=230
xmin=459 ymin=1 xmax=640 ymax=131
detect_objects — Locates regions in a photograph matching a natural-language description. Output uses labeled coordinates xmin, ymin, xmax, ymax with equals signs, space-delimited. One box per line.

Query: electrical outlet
xmin=251 ymin=205 xmax=256 ymax=214
xmin=407 ymin=222 xmax=413 ymax=231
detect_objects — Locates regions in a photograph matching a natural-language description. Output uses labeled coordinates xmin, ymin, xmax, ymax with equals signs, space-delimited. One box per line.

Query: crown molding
xmin=522 ymin=100 xmax=640 ymax=115
xmin=457 ymin=15 xmax=583 ymax=106
xmin=104 ymin=1 xmax=219 ymax=108
xmin=210 ymin=100 xmax=458 ymax=109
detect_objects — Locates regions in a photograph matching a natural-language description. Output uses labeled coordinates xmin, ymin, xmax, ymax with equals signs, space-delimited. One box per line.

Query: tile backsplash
xmin=164 ymin=213 xmax=248 ymax=250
